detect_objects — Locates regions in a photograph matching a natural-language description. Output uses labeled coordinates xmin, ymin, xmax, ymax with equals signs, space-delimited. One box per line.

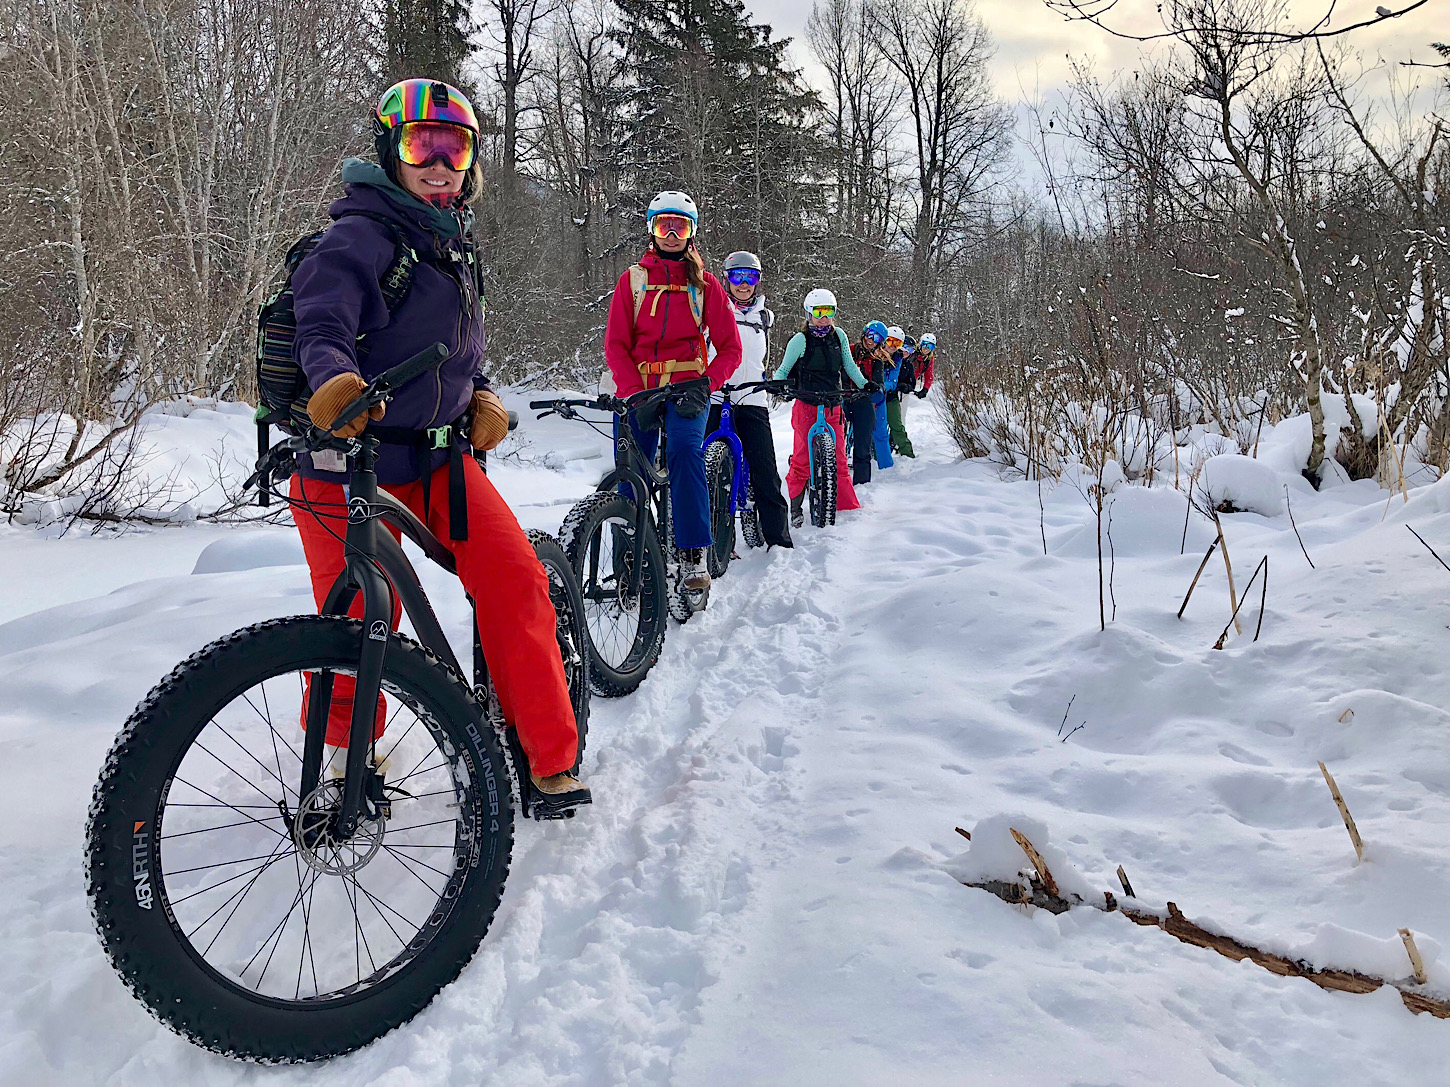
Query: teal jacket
xmin=773 ymin=326 xmax=867 ymax=386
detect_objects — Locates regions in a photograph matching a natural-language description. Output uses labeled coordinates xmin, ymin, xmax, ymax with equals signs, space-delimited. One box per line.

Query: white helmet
xmin=920 ymin=332 xmax=937 ymax=349
xmin=647 ymin=190 xmax=698 ymax=226
xmin=886 ymin=325 xmax=905 ymax=341
xmin=803 ymin=287 xmax=837 ymax=314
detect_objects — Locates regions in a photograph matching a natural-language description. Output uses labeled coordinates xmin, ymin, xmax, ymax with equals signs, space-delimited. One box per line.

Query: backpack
xmin=255 ymin=211 xmax=420 ymax=434
xmin=627 ymin=263 xmax=709 ymax=370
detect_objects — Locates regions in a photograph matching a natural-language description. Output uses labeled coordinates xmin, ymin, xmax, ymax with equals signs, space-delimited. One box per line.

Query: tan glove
xmin=470 ymin=389 xmax=509 ymax=451
xmin=307 ymin=372 xmax=384 ymax=437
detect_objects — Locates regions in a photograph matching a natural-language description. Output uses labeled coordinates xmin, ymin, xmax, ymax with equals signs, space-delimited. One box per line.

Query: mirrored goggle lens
xmin=396 ymin=122 xmax=476 ymax=170
xmin=726 ymin=268 xmax=761 ymax=286
xmin=864 ymin=332 xmax=883 ymax=344
xmin=650 ymin=214 xmax=694 ymax=239
xmin=810 ymin=306 xmax=836 ymax=319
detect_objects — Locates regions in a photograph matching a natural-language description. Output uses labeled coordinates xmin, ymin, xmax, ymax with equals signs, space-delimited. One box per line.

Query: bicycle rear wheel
xmin=526 ymin=529 xmax=590 ymax=768
xmin=85 ymin=615 xmax=512 ymax=1062
xmin=704 ymin=441 xmax=734 ymax=578
xmin=560 ymin=490 xmax=667 ymax=696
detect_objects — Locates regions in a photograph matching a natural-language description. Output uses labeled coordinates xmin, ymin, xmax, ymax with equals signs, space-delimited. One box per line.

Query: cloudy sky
xmin=745 ymin=0 xmax=1443 ymax=104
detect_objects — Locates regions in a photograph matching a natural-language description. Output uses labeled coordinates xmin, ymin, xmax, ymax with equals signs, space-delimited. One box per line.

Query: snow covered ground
xmin=1 ymin=396 xmax=1446 ymax=1085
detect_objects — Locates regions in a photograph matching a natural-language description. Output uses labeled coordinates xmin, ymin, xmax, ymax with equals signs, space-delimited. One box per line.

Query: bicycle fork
xmin=300 ymin=453 xmax=397 ymax=839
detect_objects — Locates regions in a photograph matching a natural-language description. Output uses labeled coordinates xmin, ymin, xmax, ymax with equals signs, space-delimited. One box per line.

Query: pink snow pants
xmin=784 ymin=400 xmax=860 ymax=511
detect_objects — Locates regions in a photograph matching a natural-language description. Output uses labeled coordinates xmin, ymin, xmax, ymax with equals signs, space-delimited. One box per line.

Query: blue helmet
xmin=863 ymin=320 xmax=889 ymax=344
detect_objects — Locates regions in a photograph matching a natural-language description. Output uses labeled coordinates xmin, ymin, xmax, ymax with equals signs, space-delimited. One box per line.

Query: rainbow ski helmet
xmin=373 ymin=79 xmax=480 ymax=184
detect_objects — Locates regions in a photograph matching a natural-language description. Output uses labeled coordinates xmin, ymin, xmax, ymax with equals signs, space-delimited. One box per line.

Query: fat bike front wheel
xmin=85 ymin=615 xmax=512 ymax=1062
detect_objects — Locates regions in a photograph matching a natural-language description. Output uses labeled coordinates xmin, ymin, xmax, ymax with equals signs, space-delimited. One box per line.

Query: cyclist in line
xmin=708 ymin=251 xmax=793 ymax=548
xmin=882 ymin=325 xmax=917 ymax=458
xmin=604 ymin=191 xmax=743 ymax=593
xmin=848 ymin=321 xmax=893 ymax=484
xmin=288 ymin=79 xmax=587 ymax=807
xmin=773 ymin=289 xmax=869 ymax=527
xmin=912 ymin=333 xmax=938 ymax=400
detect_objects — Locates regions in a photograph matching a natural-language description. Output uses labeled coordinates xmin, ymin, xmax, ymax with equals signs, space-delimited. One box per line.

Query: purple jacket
xmin=292 ymin=159 xmax=488 ymax=484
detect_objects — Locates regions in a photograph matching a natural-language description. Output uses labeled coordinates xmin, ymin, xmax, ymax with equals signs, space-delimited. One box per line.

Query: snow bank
xmin=1199 ymin=453 xmax=1285 ymax=516
xmin=191 ymin=531 xmax=305 ymax=574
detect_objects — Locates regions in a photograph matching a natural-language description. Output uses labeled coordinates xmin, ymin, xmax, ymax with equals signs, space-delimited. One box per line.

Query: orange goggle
xmin=396 ymin=122 xmax=477 ymax=171
xmin=650 ymin=214 xmax=695 ymax=240
xmin=809 ymin=305 xmax=837 ymax=319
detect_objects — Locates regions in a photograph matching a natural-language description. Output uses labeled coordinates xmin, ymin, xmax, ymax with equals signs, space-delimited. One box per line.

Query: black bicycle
xmin=85 ymin=344 xmax=590 ymax=1063
xmin=532 ymin=380 xmax=708 ymax=697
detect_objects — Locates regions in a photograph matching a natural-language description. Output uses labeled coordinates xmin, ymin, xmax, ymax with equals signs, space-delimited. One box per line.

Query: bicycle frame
xmin=701 ymin=393 xmax=750 ymax=514
xmin=594 ymin=415 xmax=670 ymax=598
xmin=807 ymin=403 xmax=836 ymax=478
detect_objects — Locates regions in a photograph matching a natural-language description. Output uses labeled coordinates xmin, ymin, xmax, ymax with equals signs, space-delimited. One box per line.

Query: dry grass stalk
xmin=1178 ymin=539 xmax=1221 ymax=618
xmin=1211 ymin=510 xmax=1244 ymax=636
xmin=1318 ymin=761 xmax=1365 ymax=862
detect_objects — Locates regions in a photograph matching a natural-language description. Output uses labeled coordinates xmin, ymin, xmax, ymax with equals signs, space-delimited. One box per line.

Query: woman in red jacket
xmin=603 ymin=191 xmax=742 ymax=592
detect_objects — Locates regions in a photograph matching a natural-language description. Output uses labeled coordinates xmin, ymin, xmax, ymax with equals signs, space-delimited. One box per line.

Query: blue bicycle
xmin=701 ymin=380 xmax=780 ymax=577
xmin=786 ymin=387 xmax=863 ymax=529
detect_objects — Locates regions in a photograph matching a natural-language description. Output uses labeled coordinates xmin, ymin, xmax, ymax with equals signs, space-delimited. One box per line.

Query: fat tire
xmin=560 ymin=490 xmax=667 ymax=697
xmin=740 ymin=503 xmax=765 ymax=550
xmin=526 ymin=529 xmax=590 ymax=770
xmin=704 ymin=441 xmax=734 ymax=578
xmin=85 ymin=615 xmax=512 ymax=1063
xmin=809 ymin=431 xmax=837 ymax=528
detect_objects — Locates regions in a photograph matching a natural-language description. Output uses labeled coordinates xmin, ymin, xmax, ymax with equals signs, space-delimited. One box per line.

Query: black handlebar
xmin=323 ymin=342 xmax=450 ymax=437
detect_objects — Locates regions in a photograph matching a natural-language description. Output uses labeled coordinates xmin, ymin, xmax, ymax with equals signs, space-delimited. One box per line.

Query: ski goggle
xmin=809 ymin=305 xmax=836 ymax=319
xmin=885 ymin=337 xmax=903 ymax=349
xmin=863 ymin=330 xmax=884 ymax=345
xmin=726 ymin=268 xmax=761 ymax=287
xmin=395 ymin=122 xmax=477 ymax=171
xmin=650 ymin=214 xmax=694 ymax=240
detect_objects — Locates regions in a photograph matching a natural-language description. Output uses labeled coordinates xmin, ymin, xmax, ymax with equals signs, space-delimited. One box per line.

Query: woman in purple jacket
xmin=288 ymin=79 xmax=587 ymax=811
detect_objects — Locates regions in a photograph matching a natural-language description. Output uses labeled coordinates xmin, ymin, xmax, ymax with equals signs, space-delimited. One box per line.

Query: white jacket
xmin=709 ymin=294 xmax=774 ymax=408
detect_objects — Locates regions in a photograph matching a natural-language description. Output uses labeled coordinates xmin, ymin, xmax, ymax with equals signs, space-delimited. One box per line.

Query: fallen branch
xmin=958 ymin=830 xmax=1449 ymax=1019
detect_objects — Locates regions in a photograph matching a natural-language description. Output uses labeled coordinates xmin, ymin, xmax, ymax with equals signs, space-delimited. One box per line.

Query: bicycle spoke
xmin=169 ymin=779 xmax=290 ymax=838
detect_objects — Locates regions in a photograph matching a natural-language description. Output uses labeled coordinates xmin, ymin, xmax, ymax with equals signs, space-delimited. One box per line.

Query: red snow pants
xmin=288 ymin=458 xmax=578 ymax=776
xmin=783 ymin=400 xmax=860 ymax=511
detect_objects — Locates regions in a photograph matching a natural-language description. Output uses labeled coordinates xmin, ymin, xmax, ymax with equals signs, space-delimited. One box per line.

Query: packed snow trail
xmin=0 ymin=399 xmax=1446 ymax=1085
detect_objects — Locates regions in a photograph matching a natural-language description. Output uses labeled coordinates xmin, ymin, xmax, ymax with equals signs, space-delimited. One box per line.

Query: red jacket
xmin=605 ymin=249 xmax=742 ymax=397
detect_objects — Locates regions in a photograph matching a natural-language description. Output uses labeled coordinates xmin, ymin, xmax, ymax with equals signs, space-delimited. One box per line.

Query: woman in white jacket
xmin=706 ymin=251 xmax=793 ymax=548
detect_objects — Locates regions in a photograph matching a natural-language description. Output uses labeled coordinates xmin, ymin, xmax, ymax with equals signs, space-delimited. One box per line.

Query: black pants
xmin=844 ymin=397 xmax=876 ymax=485
xmin=707 ymin=402 xmax=792 ymax=547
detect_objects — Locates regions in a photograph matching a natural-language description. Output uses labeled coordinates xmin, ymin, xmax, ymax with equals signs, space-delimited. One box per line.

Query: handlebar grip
xmin=376 ymin=342 xmax=449 ymax=392
xmin=528 ymin=400 xmax=553 ymax=410
xmin=507 ymin=411 xmax=518 ymax=432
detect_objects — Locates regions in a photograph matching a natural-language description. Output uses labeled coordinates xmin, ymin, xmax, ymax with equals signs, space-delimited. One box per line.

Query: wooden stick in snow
xmin=1010 ymin=828 xmax=1059 ymax=897
xmin=1116 ymin=865 xmax=1136 ymax=898
xmin=1318 ymin=761 xmax=1365 ymax=862
xmin=1400 ymin=929 xmax=1429 ymax=985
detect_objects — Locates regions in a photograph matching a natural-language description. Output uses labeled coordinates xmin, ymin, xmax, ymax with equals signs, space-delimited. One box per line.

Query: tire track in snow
xmin=301 ymin=535 xmax=851 ymax=1086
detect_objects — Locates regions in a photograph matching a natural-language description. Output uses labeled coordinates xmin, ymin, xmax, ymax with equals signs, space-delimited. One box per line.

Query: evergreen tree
xmin=380 ymin=0 xmax=475 ymax=92
xmin=612 ymin=0 xmax=826 ymax=278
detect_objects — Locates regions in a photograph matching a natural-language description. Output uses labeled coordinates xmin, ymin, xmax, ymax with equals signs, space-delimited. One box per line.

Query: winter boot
xmin=682 ymin=548 xmax=711 ymax=592
xmin=790 ymin=492 xmax=804 ymax=528
xmin=528 ymin=771 xmax=592 ymax=819
xmin=853 ymin=456 xmax=871 ymax=486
